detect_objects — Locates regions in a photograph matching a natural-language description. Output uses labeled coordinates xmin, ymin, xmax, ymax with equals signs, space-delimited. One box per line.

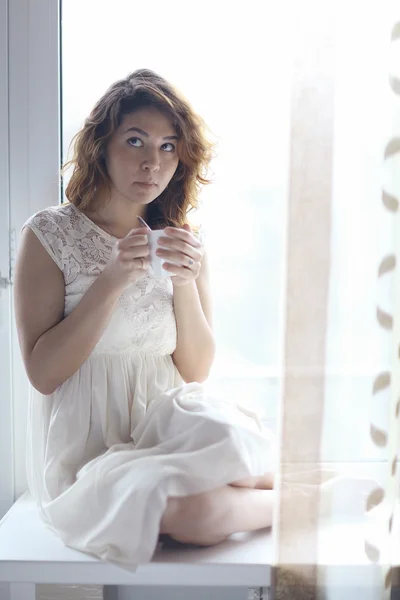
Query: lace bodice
xmin=24 ymin=203 xmax=177 ymax=355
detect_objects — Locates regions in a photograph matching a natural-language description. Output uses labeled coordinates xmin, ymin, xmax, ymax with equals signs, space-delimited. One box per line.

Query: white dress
xmin=23 ymin=202 xmax=275 ymax=569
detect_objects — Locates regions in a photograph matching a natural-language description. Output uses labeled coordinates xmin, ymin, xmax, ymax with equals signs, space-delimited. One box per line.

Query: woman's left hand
xmin=156 ymin=224 xmax=203 ymax=287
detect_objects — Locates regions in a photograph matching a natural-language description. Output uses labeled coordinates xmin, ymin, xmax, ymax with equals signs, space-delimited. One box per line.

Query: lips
xmin=135 ymin=182 xmax=156 ymax=189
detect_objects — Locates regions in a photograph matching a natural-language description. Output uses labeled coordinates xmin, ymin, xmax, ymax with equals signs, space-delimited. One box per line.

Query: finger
xmin=130 ymin=257 xmax=150 ymax=270
xmin=163 ymin=227 xmax=202 ymax=248
xmin=135 ymin=257 xmax=150 ymax=270
xmin=118 ymin=245 xmax=150 ymax=261
xmin=156 ymin=248 xmax=200 ymax=267
xmin=119 ymin=227 xmax=149 ymax=244
xmin=157 ymin=236 xmax=202 ymax=257
xmin=162 ymin=263 xmax=193 ymax=278
xmin=126 ymin=227 xmax=149 ymax=237
xmin=118 ymin=234 xmax=149 ymax=249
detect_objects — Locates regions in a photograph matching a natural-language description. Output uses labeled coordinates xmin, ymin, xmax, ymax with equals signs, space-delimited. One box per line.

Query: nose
xmin=141 ymin=147 xmax=161 ymax=172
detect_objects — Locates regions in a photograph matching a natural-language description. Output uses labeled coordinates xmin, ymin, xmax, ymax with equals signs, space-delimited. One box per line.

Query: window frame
xmin=7 ymin=0 xmax=61 ymax=500
xmin=0 ymin=0 xmax=13 ymax=518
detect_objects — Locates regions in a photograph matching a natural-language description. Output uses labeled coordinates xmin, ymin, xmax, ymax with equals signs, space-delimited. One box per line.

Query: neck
xmin=88 ymin=191 xmax=147 ymax=238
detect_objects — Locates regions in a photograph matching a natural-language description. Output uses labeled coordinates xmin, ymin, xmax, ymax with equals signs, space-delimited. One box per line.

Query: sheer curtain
xmin=272 ymin=3 xmax=400 ymax=599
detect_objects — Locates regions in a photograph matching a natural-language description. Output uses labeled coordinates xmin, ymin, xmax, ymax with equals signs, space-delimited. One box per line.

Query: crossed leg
xmin=160 ymin=473 xmax=275 ymax=546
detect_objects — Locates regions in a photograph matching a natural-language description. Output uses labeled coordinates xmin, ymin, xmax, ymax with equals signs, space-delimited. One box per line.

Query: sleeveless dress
xmin=23 ymin=202 xmax=276 ymax=569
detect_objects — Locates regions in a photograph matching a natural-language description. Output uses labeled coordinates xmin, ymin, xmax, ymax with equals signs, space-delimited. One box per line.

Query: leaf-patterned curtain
xmin=269 ymin=3 xmax=400 ymax=599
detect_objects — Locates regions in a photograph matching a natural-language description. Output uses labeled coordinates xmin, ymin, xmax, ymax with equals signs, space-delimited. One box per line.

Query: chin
xmin=128 ymin=194 xmax=155 ymax=205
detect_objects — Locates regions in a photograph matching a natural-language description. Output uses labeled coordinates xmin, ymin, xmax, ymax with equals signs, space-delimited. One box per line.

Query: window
xmin=61 ymin=2 xmax=399 ymax=463
xmin=4 ymin=4 xmax=397 ymax=515
xmin=61 ymin=0 xmax=291 ymax=427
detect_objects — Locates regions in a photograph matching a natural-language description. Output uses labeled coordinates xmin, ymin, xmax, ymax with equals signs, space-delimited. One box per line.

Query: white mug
xmin=147 ymin=229 xmax=181 ymax=278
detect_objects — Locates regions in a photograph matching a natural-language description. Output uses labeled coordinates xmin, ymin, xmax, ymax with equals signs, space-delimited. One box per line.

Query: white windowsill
xmin=209 ymin=366 xmax=392 ymax=379
xmin=0 ymin=463 xmax=398 ymax=589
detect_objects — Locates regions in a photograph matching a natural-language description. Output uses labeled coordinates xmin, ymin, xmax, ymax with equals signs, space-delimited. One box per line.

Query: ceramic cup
xmin=147 ymin=229 xmax=182 ymax=278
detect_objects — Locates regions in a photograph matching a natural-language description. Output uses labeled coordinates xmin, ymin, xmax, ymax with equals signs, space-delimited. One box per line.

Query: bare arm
xmin=14 ymin=226 xmax=149 ymax=395
xmin=172 ymin=252 xmax=216 ymax=383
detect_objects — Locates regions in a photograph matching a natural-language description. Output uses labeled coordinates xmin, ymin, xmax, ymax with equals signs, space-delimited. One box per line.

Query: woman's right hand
xmin=101 ymin=227 xmax=150 ymax=290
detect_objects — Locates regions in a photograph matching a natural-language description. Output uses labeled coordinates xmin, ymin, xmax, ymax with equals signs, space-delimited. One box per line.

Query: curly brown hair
xmin=62 ymin=69 xmax=215 ymax=229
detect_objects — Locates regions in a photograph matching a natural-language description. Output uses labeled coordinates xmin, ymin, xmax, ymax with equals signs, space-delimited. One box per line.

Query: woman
xmin=14 ymin=68 xmax=276 ymax=568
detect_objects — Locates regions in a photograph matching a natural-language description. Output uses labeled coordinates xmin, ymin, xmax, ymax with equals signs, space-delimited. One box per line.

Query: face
xmin=104 ymin=106 xmax=180 ymax=206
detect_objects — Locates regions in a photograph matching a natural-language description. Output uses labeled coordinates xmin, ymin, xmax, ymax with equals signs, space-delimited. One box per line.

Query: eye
xmin=161 ymin=143 xmax=176 ymax=152
xmin=127 ymin=137 xmax=143 ymax=147
xmin=127 ymin=138 xmax=176 ymax=152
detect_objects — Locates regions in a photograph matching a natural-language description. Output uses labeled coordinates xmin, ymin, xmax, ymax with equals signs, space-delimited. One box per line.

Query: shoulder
xmin=22 ymin=203 xmax=76 ymax=271
xmin=23 ymin=202 xmax=75 ymax=234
